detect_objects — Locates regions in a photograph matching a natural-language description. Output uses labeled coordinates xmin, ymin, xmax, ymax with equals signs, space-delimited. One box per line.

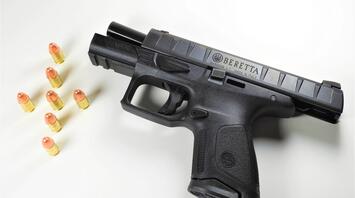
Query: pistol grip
xmin=119 ymin=62 xmax=295 ymax=198
xmin=189 ymin=125 xmax=259 ymax=198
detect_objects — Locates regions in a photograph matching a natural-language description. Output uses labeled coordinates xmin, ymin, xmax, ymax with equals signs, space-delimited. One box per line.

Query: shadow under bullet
xmin=88 ymin=85 xmax=104 ymax=104
xmin=60 ymin=63 xmax=75 ymax=82
xmin=60 ymin=109 xmax=75 ymax=126
xmin=56 ymin=136 xmax=71 ymax=151
xmin=30 ymin=85 xmax=46 ymax=105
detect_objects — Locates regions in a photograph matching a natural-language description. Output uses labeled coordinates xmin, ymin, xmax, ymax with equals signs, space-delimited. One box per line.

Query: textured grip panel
xmin=189 ymin=125 xmax=259 ymax=198
xmin=216 ymin=125 xmax=256 ymax=186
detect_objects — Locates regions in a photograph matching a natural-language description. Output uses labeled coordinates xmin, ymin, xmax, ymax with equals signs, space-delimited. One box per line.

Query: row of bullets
xmin=17 ymin=43 xmax=90 ymax=156
xmin=17 ymin=89 xmax=89 ymax=113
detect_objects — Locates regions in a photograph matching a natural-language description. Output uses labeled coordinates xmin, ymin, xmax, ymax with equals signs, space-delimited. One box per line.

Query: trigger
xmin=158 ymin=84 xmax=185 ymax=115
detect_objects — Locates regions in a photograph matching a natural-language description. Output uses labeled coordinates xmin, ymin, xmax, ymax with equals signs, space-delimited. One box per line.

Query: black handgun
xmin=88 ymin=22 xmax=344 ymax=198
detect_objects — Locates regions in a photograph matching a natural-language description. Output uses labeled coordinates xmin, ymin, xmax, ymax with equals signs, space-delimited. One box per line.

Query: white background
xmin=0 ymin=0 xmax=354 ymax=197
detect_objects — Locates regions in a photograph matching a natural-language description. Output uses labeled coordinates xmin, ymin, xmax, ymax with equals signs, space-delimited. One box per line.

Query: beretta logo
xmin=212 ymin=53 xmax=223 ymax=63
xmin=208 ymin=51 xmax=263 ymax=80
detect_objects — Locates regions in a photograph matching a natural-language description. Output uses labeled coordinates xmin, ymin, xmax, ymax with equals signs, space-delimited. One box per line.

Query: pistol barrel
xmin=107 ymin=22 xmax=146 ymax=46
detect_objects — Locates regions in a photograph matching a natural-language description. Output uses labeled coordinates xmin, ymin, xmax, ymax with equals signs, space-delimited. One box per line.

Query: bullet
xmin=42 ymin=137 xmax=60 ymax=156
xmin=46 ymin=67 xmax=63 ymax=88
xmin=49 ymin=42 xmax=64 ymax=64
xmin=46 ymin=90 xmax=64 ymax=111
xmin=73 ymin=89 xmax=90 ymax=109
xmin=17 ymin=92 xmax=35 ymax=112
xmin=45 ymin=112 xmax=62 ymax=132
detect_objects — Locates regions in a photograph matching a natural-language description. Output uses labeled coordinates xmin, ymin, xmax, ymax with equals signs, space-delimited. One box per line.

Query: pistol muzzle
xmin=107 ymin=22 xmax=146 ymax=46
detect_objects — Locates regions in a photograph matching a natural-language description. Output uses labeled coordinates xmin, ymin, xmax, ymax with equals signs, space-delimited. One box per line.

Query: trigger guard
xmin=120 ymin=75 xmax=188 ymax=127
